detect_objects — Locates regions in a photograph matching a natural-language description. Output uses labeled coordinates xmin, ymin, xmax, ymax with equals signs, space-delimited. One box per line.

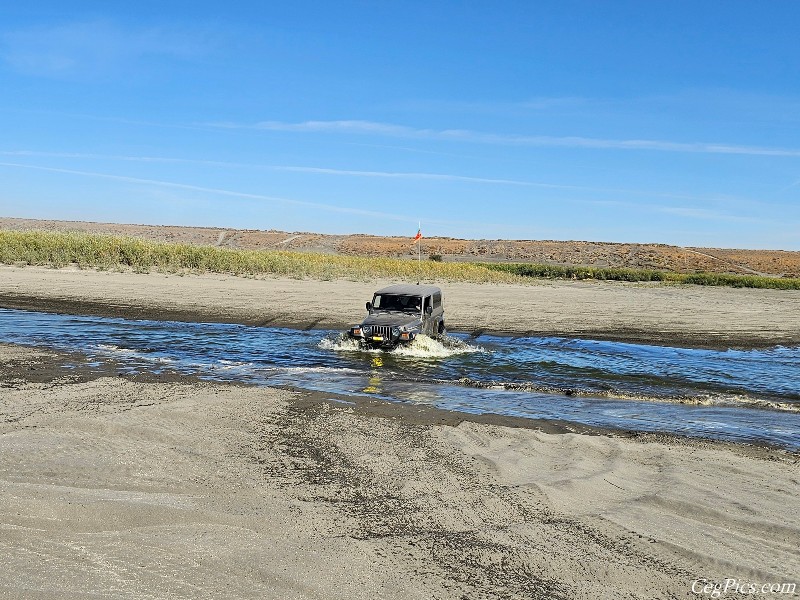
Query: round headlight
xmin=391 ymin=326 xmax=401 ymax=337
xmin=362 ymin=325 xmax=373 ymax=336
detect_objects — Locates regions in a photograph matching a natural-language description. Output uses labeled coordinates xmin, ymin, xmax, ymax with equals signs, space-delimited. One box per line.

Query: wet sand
xmin=2 ymin=265 xmax=800 ymax=348
xmin=1 ymin=344 xmax=798 ymax=599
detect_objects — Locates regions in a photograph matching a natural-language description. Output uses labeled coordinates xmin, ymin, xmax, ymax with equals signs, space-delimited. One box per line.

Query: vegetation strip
xmin=1 ymin=230 xmax=798 ymax=290
xmin=477 ymin=262 xmax=800 ymax=289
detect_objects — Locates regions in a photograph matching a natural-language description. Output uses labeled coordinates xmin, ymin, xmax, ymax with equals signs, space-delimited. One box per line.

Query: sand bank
xmin=2 ymin=266 xmax=800 ymax=348
xmin=1 ymin=344 xmax=797 ymax=599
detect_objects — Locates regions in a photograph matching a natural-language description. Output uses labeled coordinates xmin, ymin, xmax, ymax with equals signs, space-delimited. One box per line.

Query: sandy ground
xmin=2 ymin=265 xmax=800 ymax=348
xmin=1 ymin=344 xmax=797 ymax=599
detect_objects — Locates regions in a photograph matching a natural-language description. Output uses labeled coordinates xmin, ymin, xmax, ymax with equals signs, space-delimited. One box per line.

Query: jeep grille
xmin=371 ymin=325 xmax=394 ymax=339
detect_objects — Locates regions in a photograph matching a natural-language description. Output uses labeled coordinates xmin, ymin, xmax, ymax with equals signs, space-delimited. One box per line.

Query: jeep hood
xmin=361 ymin=313 xmax=421 ymax=327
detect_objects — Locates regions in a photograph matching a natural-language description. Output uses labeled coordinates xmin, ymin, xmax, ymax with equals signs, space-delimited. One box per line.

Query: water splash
xmin=318 ymin=334 xmax=373 ymax=352
xmin=319 ymin=333 xmax=485 ymax=358
xmin=391 ymin=334 xmax=486 ymax=358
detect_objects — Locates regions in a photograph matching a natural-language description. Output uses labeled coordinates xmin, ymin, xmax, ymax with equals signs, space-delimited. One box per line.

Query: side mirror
xmin=425 ymin=305 xmax=433 ymax=315
xmin=366 ymin=302 xmax=372 ymax=312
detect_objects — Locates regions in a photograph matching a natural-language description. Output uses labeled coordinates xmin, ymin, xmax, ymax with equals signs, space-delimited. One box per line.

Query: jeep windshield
xmin=372 ymin=294 xmax=422 ymax=313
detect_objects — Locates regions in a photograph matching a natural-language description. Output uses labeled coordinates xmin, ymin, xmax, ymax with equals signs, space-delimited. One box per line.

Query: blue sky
xmin=1 ymin=1 xmax=799 ymax=249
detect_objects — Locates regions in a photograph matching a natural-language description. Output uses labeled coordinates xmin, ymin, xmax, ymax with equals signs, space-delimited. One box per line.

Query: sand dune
xmin=441 ymin=424 xmax=799 ymax=583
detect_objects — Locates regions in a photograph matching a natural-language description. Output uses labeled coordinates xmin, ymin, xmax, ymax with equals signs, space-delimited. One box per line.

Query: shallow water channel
xmin=2 ymin=308 xmax=799 ymax=449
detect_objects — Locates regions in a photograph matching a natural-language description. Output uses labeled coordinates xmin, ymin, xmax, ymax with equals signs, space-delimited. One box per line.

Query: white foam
xmin=319 ymin=333 xmax=486 ymax=358
xmin=590 ymin=389 xmax=800 ymax=413
xmin=96 ymin=344 xmax=137 ymax=354
xmin=318 ymin=335 xmax=369 ymax=352
xmin=391 ymin=334 xmax=486 ymax=358
xmin=286 ymin=365 xmax=362 ymax=375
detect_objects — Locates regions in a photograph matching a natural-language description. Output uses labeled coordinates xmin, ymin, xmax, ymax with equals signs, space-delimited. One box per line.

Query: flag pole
xmin=418 ymin=221 xmax=421 ymax=267
xmin=416 ymin=221 xmax=421 ymax=284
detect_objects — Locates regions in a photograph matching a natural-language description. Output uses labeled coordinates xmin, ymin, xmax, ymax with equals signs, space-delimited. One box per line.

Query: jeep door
xmin=421 ymin=295 xmax=434 ymax=335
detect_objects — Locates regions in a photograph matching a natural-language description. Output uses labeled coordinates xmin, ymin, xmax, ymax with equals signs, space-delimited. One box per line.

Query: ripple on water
xmin=1 ymin=308 xmax=799 ymax=449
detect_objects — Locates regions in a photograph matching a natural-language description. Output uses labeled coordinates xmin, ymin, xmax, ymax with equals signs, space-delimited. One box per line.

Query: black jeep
xmin=348 ymin=284 xmax=445 ymax=348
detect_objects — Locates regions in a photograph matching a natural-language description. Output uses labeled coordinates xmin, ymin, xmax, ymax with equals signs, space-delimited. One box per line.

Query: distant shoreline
xmin=2 ymin=265 xmax=799 ymax=349
xmin=3 ymin=215 xmax=799 ymax=277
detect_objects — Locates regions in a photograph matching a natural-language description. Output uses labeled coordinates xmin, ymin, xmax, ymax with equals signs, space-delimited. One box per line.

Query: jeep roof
xmin=373 ymin=284 xmax=442 ymax=296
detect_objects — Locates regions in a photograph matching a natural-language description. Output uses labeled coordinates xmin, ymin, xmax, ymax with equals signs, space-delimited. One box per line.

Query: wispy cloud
xmin=393 ymin=90 xmax=800 ymax=126
xmin=654 ymin=206 xmax=755 ymax=223
xmin=3 ymin=160 xmax=783 ymax=237
xmin=211 ymin=119 xmax=420 ymax=136
xmin=590 ymin=199 xmax=769 ymax=225
xmin=0 ymin=149 xmax=734 ymax=202
xmin=778 ymin=178 xmax=800 ymax=193
xmin=0 ymin=150 xmax=543 ymax=186
xmin=1 ymin=20 xmax=207 ymax=78
xmin=0 ymin=162 xmax=417 ymax=222
xmin=382 ymin=96 xmax=589 ymax=115
xmin=0 ymin=160 xmax=528 ymax=231
xmin=209 ymin=119 xmax=800 ymax=158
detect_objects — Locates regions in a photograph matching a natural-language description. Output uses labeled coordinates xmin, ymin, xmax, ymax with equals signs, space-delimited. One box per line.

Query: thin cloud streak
xmin=0 ymin=150 xmax=537 ymax=185
xmin=0 ymin=162 xmax=417 ymax=223
xmin=777 ymin=178 xmax=800 ymax=193
xmin=0 ymin=149 xmax=740 ymax=203
xmin=210 ymin=119 xmax=800 ymax=158
xmin=1 ymin=150 xmax=550 ymax=187
xmin=273 ymin=165 xmax=565 ymax=188
xmin=654 ymin=206 xmax=759 ymax=223
xmin=590 ymin=199 xmax=770 ymax=225
xmin=0 ymin=161 xmax=523 ymax=232
xmin=3 ymin=161 xmax=782 ymax=235
xmin=1 ymin=20 xmax=207 ymax=79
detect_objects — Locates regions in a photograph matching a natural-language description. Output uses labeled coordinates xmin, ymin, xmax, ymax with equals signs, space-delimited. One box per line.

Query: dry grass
xmin=2 ymin=230 xmax=799 ymax=290
xmin=0 ymin=230 xmax=517 ymax=283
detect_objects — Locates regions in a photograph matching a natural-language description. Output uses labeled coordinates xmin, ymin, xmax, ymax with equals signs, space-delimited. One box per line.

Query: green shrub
xmin=477 ymin=261 xmax=800 ymax=290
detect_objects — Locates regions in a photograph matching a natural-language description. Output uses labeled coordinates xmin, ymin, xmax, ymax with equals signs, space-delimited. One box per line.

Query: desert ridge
xmin=2 ymin=216 xmax=799 ymax=276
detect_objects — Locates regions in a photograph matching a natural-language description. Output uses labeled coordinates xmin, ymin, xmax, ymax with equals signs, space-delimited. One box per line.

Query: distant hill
xmin=2 ymin=217 xmax=798 ymax=277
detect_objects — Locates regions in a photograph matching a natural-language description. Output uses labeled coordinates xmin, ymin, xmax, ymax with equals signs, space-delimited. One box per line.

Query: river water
xmin=1 ymin=308 xmax=798 ymax=449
